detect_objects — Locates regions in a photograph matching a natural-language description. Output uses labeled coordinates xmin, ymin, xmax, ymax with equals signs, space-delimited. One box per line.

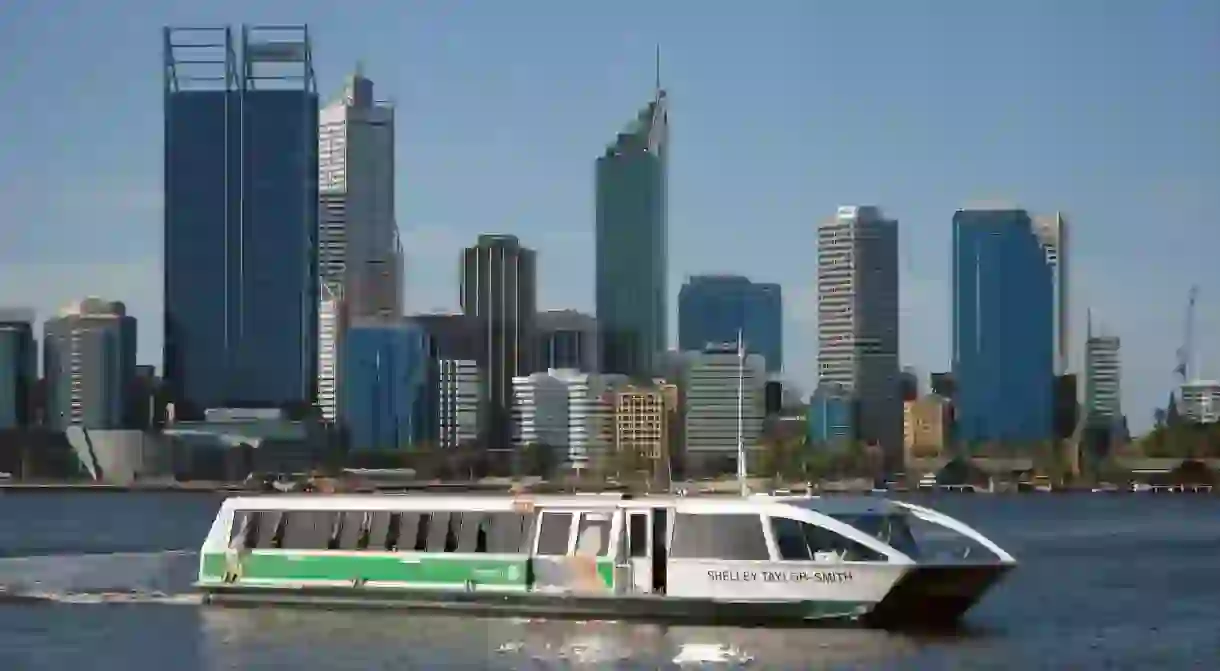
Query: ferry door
xmin=625 ymin=509 xmax=668 ymax=595
xmin=530 ymin=509 xmax=577 ymax=593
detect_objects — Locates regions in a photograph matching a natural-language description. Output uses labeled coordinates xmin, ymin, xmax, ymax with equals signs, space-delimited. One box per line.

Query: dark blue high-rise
xmin=678 ymin=275 xmax=782 ymax=373
xmin=163 ymin=26 xmax=319 ymax=418
xmin=952 ymin=208 xmax=1054 ymax=446
xmin=340 ymin=322 xmax=437 ymax=451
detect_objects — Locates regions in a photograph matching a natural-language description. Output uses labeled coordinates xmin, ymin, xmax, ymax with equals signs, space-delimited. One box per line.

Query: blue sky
xmin=0 ymin=1 xmax=1217 ymax=432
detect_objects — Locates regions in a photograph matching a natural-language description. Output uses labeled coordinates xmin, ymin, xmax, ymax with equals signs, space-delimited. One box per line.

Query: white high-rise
xmin=318 ymin=66 xmax=402 ymax=320
xmin=511 ymin=368 xmax=628 ymax=469
xmin=673 ymin=347 xmax=766 ymax=462
xmin=817 ymin=205 xmax=901 ymax=465
xmin=1034 ymin=212 xmax=1070 ymax=374
xmin=316 ymin=283 xmax=343 ymax=422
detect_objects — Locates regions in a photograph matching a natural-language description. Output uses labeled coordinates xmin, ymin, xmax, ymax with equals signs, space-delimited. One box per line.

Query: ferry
xmin=194 ymin=492 xmax=1017 ymax=628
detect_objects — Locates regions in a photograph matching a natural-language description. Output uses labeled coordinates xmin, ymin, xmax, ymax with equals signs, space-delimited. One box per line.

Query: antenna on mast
xmin=736 ymin=329 xmax=748 ymax=498
xmin=654 ymin=44 xmax=662 ymax=96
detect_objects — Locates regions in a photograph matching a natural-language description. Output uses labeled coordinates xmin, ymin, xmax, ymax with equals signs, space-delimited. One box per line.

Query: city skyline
xmin=1 ymin=3 xmax=1217 ymax=432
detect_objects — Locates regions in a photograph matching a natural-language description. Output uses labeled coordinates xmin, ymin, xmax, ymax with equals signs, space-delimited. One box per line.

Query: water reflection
xmin=195 ymin=608 xmax=990 ymax=670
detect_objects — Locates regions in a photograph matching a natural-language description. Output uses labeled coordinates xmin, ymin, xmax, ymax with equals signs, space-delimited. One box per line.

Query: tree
xmin=611 ymin=444 xmax=653 ymax=489
xmin=757 ymin=436 xmax=800 ymax=484
xmin=1032 ymin=439 xmax=1070 ymax=486
xmin=520 ymin=443 xmax=558 ymax=479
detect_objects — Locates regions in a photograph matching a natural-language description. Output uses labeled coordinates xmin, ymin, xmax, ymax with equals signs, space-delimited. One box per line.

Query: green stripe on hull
xmin=203 ymin=553 xmax=618 ymax=591
xmin=202 ymin=552 xmax=531 ymax=588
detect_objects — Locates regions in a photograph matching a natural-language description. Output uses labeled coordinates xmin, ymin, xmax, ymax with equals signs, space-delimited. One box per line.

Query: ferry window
xmin=337 ymin=512 xmax=366 ymax=550
xmin=770 ymin=517 xmax=812 ymax=561
xmin=536 ymin=512 xmax=573 ymax=556
xmin=368 ymin=512 xmax=393 ymax=550
xmin=413 ymin=514 xmax=431 ymax=551
xmin=258 ymin=512 xmax=285 ymax=549
xmin=575 ymin=513 xmax=612 ymax=557
xmin=396 ymin=513 xmax=421 ymax=551
xmin=384 ymin=513 xmax=402 ymax=551
xmin=485 ymin=513 xmax=528 ymax=554
xmin=835 ymin=514 xmax=918 ymax=557
xmin=230 ymin=511 xmax=261 ymax=549
xmin=426 ymin=512 xmax=452 ymax=552
xmin=444 ymin=513 xmax=463 ymax=552
xmin=327 ymin=513 xmax=343 ymax=549
xmin=280 ymin=511 xmax=334 ymax=550
xmin=457 ymin=513 xmax=483 ymax=553
xmin=628 ymin=513 xmax=649 ymax=558
xmin=520 ymin=512 xmax=538 ymax=553
xmin=809 ymin=519 xmax=886 ymax=562
xmin=670 ymin=513 xmax=769 ymax=561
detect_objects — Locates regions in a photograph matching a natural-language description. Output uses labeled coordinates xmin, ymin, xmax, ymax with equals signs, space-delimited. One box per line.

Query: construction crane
xmin=1162 ymin=285 xmax=1199 ymax=427
xmin=1174 ymin=285 xmax=1199 ymax=384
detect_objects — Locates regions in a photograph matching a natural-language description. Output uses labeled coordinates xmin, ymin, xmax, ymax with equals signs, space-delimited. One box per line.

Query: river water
xmin=0 ymin=492 xmax=1216 ymax=669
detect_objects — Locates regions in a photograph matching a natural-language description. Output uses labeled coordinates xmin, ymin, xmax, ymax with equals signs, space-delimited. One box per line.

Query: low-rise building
xmin=903 ymin=394 xmax=952 ymax=459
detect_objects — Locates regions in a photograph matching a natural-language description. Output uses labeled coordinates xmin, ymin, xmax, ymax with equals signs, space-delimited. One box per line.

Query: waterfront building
xmin=678 ymin=275 xmax=783 ymax=373
xmin=535 ymin=310 xmax=598 ymax=372
xmin=43 ymin=298 xmax=138 ymax=430
xmin=0 ymin=309 xmax=36 ymax=430
xmin=1179 ymin=381 xmax=1220 ymax=425
xmin=808 ymin=381 xmax=854 ymax=449
xmin=339 ymin=321 xmax=436 ymax=451
xmin=817 ymin=205 xmax=901 ymax=467
xmin=510 ymin=372 xmax=571 ymax=450
xmin=318 ymin=66 xmax=402 ymax=320
xmin=952 ymin=207 xmax=1054 ymax=446
xmin=672 ymin=345 xmax=766 ymax=470
xmin=461 ymin=235 xmax=537 ymax=450
xmin=163 ymin=25 xmax=319 ymax=416
xmin=1033 ymin=212 xmax=1071 ymax=374
xmin=1085 ymin=318 xmax=1122 ymax=429
xmin=316 ymin=282 xmax=346 ymax=423
xmin=606 ymin=382 xmax=678 ymax=477
xmin=903 ymin=394 xmax=952 ymax=459
xmin=438 ymin=359 xmax=480 ymax=449
xmin=595 ymin=82 xmax=669 ymax=377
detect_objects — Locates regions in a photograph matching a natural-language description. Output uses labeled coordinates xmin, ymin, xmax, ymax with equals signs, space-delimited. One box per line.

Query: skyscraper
xmin=340 ymin=321 xmax=435 ymax=451
xmin=1085 ymin=315 xmax=1122 ymax=429
xmin=678 ymin=275 xmax=782 ymax=373
xmin=816 ymin=206 xmax=901 ymax=467
xmin=595 ymin=81 xmax=668 ymax=378
xmin=460 ymin=235 xmax=537 ymax=450
xmin=952 ymin=207 xmax=1054 ymax=446
xmin=535 ymin=310 xmax=598 ymax=372
xmin=44 ymin=299 xmax=138 ymax=430
xmin=163 ymin=25 xmax=319 ymax=417
xmin=1034 ymin=212 xmax=1070 ymax=374
xmin=0 ymin=309 xmax=36 ymax=430
xmin=318 ymin=66 xmax=402 ymax=319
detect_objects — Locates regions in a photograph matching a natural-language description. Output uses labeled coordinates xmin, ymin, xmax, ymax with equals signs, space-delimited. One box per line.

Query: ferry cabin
xmin=197 ymin=493 xmax=1015 ymax=625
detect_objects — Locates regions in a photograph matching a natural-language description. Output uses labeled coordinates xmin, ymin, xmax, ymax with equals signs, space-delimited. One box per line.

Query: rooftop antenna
xmin=654 ymin=44 xmax=662 ymax=96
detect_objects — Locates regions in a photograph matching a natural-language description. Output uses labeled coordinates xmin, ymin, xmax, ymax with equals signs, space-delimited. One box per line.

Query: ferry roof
xmin=781 ymin=496 xmax=904 ymax=516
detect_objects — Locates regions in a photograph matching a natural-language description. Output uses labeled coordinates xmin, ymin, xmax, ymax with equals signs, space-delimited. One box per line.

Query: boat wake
xmin=0 ymin=549 xmax=201 ymax=606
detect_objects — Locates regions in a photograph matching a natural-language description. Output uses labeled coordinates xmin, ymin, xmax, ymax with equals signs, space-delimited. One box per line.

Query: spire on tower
xmin=654 ymin=44 xmax=661 ymax=94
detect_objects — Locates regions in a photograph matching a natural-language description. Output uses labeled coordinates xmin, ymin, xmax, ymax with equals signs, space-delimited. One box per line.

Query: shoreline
xmin=0 ymin=481 xmax=1214 ymax=495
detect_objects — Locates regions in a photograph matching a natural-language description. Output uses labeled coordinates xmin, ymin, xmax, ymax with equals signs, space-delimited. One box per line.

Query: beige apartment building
xmin=903 ymin=394 xmax=952 ymax=459
xmin=604 ymin=382 xmax=679 ymax=478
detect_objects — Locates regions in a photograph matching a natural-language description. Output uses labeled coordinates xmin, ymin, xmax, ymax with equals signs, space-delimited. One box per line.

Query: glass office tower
xmin=952 ymin=208 xmax=1054 ymax=446
xmin=678 ymin=275 xmax=782 ymax=372
xmin=163 ymin=25 xmax=319 ymax=417
xmin=340 ymin=322 xmax=436 ymax=451
xmin=595 ymin=88 xmax=668 ymax=378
